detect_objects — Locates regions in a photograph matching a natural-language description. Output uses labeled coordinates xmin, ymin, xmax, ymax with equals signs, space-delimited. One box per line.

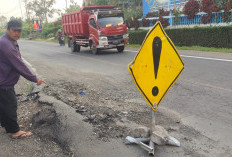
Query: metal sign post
xmin=126 ymin=21 xmax=183 ymax=155
xmin=125 ymin=108 xmax=155 ymax=155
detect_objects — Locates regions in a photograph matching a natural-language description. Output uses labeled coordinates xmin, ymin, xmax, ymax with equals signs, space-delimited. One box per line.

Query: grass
xmin=177 ymin=46 xmax=232 ymax=53
xmin=127 ymin=44 xmax=232 ymax=53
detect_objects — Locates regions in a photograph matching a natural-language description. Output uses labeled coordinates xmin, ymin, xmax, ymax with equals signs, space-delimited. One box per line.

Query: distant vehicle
xmin=61 ymin=5 xmax=129 ymax=54
xmin=59 ymin=35 xmax=65 ymax=46
xmin=58 ymin=30 xmax=65 ymax=46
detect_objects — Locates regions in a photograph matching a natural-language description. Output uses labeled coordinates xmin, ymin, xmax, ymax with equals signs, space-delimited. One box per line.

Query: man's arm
xmin=3 ymin=44 xmax=44 ymax=85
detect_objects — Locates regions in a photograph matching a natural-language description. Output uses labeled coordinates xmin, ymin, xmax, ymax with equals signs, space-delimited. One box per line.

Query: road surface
xmin=18 ymin=40 xmax=232 ymax=156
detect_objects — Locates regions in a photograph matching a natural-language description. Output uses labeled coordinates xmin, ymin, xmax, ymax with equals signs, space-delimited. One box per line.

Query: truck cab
xmin=88 ymin=9 xmax=129 ymax=54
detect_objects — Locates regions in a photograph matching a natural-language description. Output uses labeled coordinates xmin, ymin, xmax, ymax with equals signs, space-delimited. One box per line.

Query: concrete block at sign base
xmin=129 ymin=126 xmax=150 ymax=138
xmin=151 ymin=125 xmax=169 ymax=145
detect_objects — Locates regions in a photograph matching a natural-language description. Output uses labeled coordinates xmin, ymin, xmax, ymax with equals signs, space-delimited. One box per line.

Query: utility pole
xmin=19 ymin=0 xmax=24 ymax=19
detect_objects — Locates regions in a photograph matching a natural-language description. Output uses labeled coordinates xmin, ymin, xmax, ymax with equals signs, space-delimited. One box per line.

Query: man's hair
xmin=7 ymin=20 xmax=22 ymax=31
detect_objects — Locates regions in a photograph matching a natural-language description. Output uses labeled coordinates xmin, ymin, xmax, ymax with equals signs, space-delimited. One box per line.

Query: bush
xmin=201 ymin=0 xmax=213 ymax=13
xmin=212 ymin=5 xmax=219 ymax=12
xmin=145 ymin=12 xmax=159 ymax=18
xmin=159 ymin=9 xmax=170 ymax=16
xmin=21 ymin=20 xmax=33 ymax=38
xmin=129 ymin=30 xmax=148 ymax=45
xmin=40 ymin=21 xmax=62 ymax=39
xmin=158 ymin=17 xmax=169 ymax=28
xmin=201 ymin=0 xmax=214 ymax=23
xmin=184 ymin=0 xmax=200 ymax=19
xmin=165 ymin=26 xmax=232 ymax=48
xmin=141 ymin=18 xmax=150 ymax=27
xmin=129 ymin=26 xmax=232 ymax=48
xmin=128 ymin=18 xmax=139 ymax=30
xmin=222 ymin=5 xmax=232 ymax=22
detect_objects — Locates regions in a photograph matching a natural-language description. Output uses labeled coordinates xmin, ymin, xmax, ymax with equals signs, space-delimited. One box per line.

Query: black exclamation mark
xmin=152 ymin=36 xmax=162 ymax=97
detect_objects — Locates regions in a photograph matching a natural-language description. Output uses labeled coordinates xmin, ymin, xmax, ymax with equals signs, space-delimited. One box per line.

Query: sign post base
xmin=125 ymin=108 xmax=180 ymax=156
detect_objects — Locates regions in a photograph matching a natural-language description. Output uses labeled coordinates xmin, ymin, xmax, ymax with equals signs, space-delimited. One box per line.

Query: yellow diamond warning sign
xmin=128 ymin=21 xmax=184 ymax=111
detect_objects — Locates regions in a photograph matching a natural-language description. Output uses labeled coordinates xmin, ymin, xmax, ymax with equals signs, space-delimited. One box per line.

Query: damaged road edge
xmin=30 ymin=84 xmax=75 ymax=156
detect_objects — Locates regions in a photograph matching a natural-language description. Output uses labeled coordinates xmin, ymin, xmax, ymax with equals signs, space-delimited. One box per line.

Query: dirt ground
xmin=0 ymin=71 xmax=231 ymax=156
xmin=0 ymin=78 xmax=67 ymax=157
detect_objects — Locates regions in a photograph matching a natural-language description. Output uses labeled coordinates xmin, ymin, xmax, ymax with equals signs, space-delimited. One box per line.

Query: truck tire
xmin=76 ymin=45 xmax=80 ymax=52
xmin=92 ymin=45 xmax=98 ymax=55
xmin=117 ymin=45 xmax=124 ymax=53
xmin=70 ymin=40 xmax=77 ymax=52
xmin=68 ymin=38 xmax=71 ymax=47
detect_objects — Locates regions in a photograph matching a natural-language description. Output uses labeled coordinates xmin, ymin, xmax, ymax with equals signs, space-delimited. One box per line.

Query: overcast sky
xmin=0 ymin=0 xmax=83 ymax=21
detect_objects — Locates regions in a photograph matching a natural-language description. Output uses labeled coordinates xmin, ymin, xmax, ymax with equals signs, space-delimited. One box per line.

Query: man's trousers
xmin=0 ymin=87 xmax=20 ymax=133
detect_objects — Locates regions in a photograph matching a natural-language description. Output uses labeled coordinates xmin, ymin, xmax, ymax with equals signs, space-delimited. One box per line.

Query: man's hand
xmin=37 ymin=79 xmax=46 ymax=86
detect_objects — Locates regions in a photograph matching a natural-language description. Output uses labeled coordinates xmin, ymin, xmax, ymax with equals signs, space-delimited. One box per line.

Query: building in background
xmin=143 ymin=0 xmax=189 ymax=16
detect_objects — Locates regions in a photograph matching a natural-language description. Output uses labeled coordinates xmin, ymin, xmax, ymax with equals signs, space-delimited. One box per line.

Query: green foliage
xmin=0 ymin=31 xmax=4 ymax=37
xmin=27 ymin=0 xmax=60 ymax=23
xmin=172 ymin=10 xmax=182 ymax=23
xmin=65 ymin=0 xmax=80 ymax=13
xmin=0 ymin=16 xmax=7 ymax=36
xmin=166 ymin=26 xmax=232 ymax=48
xmin=90 ymin=0 xmax=109 ymax=5
xmin=21 ymin=20 xmax=33 ymax=38
xmin=40 ymin=21 xmax=62 ymax=39
xmin=10 ymin=17 xmax=23 ymax=22
xmin=214 ymin=0 xmax=229 ymax=10
xmin=129 ymin=26 xmax=232 ymax=48
xmin=0 ymin=16 xmax=7 ymax=28
xmin=89 ymin=0 xmax=142 ymax=21
xmin=129 ymin=30 xmax=148 ymax=45
xmin=124 ymin=8 xmax=143 ymax=21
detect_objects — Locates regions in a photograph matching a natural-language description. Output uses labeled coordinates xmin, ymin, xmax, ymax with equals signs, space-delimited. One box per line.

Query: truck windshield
xmin=98 ymin=16 xmax=124 ymax=27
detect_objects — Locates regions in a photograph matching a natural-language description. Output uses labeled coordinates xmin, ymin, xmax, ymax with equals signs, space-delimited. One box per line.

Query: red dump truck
xmin=62 ymin=5 xmax=129 ymax=54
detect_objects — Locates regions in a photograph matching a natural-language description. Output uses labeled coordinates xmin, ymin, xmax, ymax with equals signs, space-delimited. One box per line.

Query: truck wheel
xmin=70 ymin=40 xmax=77 ymax=52
xmin=92 ymin=45 xmax=98 ymax=55
xmin=76 ymin=45 xmax=80 ymax=52
xmin=117 ymin=46 xmax=124 ymax=53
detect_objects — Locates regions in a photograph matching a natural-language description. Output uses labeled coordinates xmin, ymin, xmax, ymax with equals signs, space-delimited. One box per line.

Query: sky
xmin=0 ymin=0 xmax=83 ymax=21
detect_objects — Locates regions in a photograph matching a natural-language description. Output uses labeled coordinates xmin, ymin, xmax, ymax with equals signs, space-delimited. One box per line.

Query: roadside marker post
xmin=126 ymin=21 xmax=184 ymax=155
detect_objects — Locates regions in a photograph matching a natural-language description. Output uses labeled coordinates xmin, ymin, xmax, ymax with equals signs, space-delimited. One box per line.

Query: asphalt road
xmin=19 ymin=40 xmax=232 ymax=153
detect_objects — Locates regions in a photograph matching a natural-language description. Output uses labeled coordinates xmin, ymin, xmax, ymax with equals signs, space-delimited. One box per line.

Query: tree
xmin=201 ymin=0 xmax=213 ymax=24
xmin=213 ymin=0 xmax=231 ymax=10
xmin=10 ymin=17 xmax=23 ymax=22
xmin=0 ymin=16 xmax=7 ymax=28
xmin=23 ymin=0 xmax=33 ymax=20
xmin=183 ymin=0 xmax=200 ymax=19
xmin=85 ymin=0 xmax=143 ymax=22
xmin=65 ymin=0 xmax=80 ymax=13
xmin=124 ymin=8 xmax=143 ymax=21
xmin=90 ymin=0 xmax=142 ymax=8
xmin=201 ymin=0 xmax=213 ymax=12
xmin=27 ymin=0 xmax=61 ymax=23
